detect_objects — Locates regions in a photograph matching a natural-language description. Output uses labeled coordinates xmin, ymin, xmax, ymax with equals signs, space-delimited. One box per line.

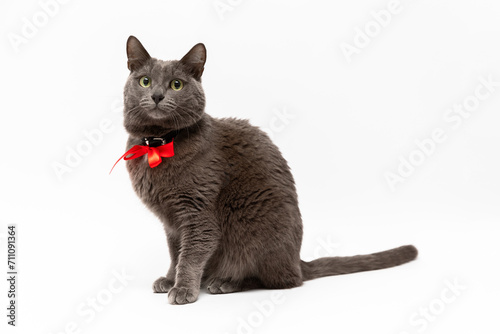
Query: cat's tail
xmin=300 ymin=245 xmax=417 ymax=281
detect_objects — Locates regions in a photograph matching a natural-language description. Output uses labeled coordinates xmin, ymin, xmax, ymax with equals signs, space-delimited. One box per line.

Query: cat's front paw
xmin=168 ymin=286 xmax=199 ymax=305
xmin=152 ymin=276 xmax=174 ymax=293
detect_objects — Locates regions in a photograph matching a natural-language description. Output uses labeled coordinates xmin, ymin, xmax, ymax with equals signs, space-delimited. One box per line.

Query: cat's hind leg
xmin=207 ymin=278 xmax=239 ymax=294
xmin=206 ymin=277 xmax=262 ymax=294
xmin=257 ymin=257 xmax=303 ymax=290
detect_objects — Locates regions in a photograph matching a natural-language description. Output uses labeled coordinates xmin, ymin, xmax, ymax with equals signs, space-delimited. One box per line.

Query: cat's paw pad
xmin=168 ymin=286 xmax=199 ymax=305
xmin=152 ymin=277 xmax=174 ymax=293
xmin=207 ymin=278 xmax=240 ymax=294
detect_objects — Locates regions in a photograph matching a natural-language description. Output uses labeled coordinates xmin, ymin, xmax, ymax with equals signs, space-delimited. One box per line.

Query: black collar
xmin=142 ymin=130 xmax=179 ymax=147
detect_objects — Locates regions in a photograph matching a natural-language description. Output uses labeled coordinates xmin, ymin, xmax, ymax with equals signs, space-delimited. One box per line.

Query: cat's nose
xmin=151 ymin=93 xmax=165 ymax=105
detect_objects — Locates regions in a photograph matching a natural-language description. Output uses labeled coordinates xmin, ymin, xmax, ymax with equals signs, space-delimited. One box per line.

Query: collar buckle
xmin=142 ymin=130 xmax=178 ymax=147
xmin=142 ymin=137 xmax=166 ymax=147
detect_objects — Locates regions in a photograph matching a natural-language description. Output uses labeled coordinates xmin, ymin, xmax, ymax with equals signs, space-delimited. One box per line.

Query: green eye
xmin=170 ymin=79 xmax=183 ymax=91
xmin=139 ymin=76 xmax=151 ymax=88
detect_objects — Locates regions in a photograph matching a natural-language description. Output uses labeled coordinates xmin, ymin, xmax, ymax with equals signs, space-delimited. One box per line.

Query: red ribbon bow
xmin=110 ymin=140 xmax=174 ymax=174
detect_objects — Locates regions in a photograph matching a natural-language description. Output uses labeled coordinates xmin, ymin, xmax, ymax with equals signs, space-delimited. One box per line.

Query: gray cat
xmin=120 ymin=36 xmax=417 ymax=305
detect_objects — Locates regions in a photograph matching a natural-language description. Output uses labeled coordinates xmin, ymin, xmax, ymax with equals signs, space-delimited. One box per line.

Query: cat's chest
xmin=126 ymin=155 xmax=217 ymax=213
xmin=127 ymin=156 xmax=181 ymax=202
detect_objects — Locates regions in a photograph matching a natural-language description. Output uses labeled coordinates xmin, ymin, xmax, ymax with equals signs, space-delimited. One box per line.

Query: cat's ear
xmin=180 ymin=43 xmax=206 ymax=80
xmin=126 ymin=36 xmax=151 ymax=72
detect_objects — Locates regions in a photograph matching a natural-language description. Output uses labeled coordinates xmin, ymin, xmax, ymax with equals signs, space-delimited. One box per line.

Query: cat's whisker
xmin=170 ymin=104 xmax=203 ymax=137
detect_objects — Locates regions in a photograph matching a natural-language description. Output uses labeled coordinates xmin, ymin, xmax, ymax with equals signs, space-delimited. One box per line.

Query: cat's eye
xmin=170 ymin=79 xmax=183 ymax=91
xmin=139 ymin=76 xmax=151 ymax=88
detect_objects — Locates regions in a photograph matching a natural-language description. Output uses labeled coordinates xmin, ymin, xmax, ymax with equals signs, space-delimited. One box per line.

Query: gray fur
xmin=122 ymin=36 xmax=418 ymax=305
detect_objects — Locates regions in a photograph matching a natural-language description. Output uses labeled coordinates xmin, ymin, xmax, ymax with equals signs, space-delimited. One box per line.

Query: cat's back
xmin=211 ymin=116 xmax=297 ymax=196
xmin=212 ymin=117 xmax=284 ymax=164
xmin=213 ymin=117 xmax=262 ymax=141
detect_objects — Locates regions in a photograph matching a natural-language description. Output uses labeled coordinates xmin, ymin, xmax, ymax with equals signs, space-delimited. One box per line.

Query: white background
xmin=1 ymin=0 xmax=499 ymax=333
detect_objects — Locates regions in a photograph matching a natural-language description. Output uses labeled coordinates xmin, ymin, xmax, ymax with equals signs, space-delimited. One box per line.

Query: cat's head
xmin=123 ymin=36 xmax=206 ymax=137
